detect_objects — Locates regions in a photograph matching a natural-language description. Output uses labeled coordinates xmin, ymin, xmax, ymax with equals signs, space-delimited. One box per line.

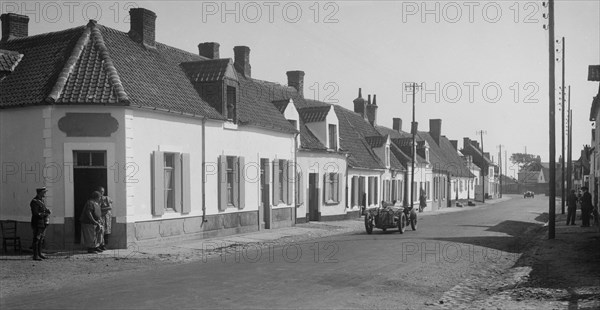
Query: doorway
xmin=308 ymin=173 xmax=319 ymax=221
xmin=73 ymin=151 xmax=107 ymax=244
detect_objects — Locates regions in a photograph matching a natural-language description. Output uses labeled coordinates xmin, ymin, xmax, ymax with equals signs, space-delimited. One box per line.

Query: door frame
xmin=64 ymin=143 xmax=116 ymax=225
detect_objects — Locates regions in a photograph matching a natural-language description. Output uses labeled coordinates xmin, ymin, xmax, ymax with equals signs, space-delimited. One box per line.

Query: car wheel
xmin=411 ymin=216 xmax=417 ymax=231
xmin=364 ymin=213 xmax=373 ymax=234
xmin=398 ymin=213 xmax=406 ymax=234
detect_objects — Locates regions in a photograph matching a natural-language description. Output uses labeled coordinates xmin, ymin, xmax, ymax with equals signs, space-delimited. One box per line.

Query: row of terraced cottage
xmin=0 ymin=9 xmax=499 ymax=250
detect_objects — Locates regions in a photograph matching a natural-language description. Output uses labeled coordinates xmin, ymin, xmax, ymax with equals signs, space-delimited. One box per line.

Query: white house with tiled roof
xmin=0 ymin=9 xmax=301 ymax=250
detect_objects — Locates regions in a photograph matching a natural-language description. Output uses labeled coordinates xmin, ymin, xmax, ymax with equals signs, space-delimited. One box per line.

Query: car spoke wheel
xmin=365 ymin=213 xmax=374 ymax=234
xmin=398 ymin=213 xmax=406 ymax=234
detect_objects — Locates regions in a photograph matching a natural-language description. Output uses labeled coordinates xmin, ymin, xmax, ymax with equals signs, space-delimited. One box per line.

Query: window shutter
xmin=152 ymin=151 xmax=165 ymax=216
xmin=218 ymin=155 xmax=227 ymax=211
xmin=333 ymin=173 xmax=339 ymax=202
xmin=238 ymin=156 xmax=245 ymax=209
xmin=287 ymin=161 xmax=294 ymax=205
xmin=233 ymin=157 xmax=239 ymax=208
xmin=181 ymin=153 xmax=191 ymax=214
xmin=174 ymin=153 xmax=182 ymax=212
xmin=263 ymin=159 xmax=270 ymax=207
xmin=297 ymin=171 xmax=304 ymax=205
xmin=352 ymin=176 xmax=358 ymax=207
xmin=323 ymin=173 xmax=330 ymax=203
xmin=368 ymin=177 xmax=373 ymax=205
xmin=272 ymin=160 xmax=279 ymax=205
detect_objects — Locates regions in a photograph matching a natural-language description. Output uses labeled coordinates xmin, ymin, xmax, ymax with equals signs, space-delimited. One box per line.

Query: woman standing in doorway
xmin=97 ymin=186 xmax=112 ymax=250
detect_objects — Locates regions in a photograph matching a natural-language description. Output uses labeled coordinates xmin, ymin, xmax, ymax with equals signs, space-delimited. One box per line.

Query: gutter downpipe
xmin=202 ymin=117 xmax=207 ymax=223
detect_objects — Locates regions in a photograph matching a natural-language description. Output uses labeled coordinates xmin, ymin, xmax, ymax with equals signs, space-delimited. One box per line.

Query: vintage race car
xmin=364 ymin=202 xmax=417 ymax=234
xmin=524 ymin=191 xmax=535 ymax=198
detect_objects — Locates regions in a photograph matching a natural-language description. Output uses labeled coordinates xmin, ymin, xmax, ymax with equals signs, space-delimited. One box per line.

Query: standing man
xmin=580 ymin=186 xmax=592 ymax=227
xmin=566 ymin=189 xmax=578 ymax=225
xmin=30 ymin=187 xmax=51 ymax=261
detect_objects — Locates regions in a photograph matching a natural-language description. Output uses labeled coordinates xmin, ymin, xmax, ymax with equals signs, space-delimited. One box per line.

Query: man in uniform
xmin=30 ymin=187 xmax=51 ymax=260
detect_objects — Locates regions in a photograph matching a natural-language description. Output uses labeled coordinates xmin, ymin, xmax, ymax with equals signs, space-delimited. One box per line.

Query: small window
xmin=226 ymin=86 xmax=237 ymax=122
xmin=328 ymin=124 xmax=337 ymax=150
xmin=278 ymin=159 xmax=285 ymax=203
xmin=325 ymin=173 xmax=339 ymax=203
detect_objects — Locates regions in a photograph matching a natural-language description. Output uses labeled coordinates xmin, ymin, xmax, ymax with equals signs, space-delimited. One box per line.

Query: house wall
xmin=347 ymin=168 xmax=382 ymax=211
xmin=296 ymin=151 xmax=348 ymax=222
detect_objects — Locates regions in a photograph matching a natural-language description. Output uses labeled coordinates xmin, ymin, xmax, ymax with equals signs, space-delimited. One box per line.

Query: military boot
xmin=37 ymin=242 xmax=47 ymax=259
xmin=32 ymin=240 xmax=42 ymax=261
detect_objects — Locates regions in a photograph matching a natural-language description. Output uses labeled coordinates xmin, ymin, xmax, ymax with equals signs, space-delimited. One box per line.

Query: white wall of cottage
xmin=296 ymin=151 xmax=347 ymax=217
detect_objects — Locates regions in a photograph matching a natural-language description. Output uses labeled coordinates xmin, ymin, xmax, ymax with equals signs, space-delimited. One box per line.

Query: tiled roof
xmin=299 ymin=122 xmax=326 ymax=150
xmin=298 ymin=105 xmax=330 ymax=123
xmin=236 ymin=75 xmax=297 ymax=133
xmin=0 ymin=49 xmax=23 ymax=72
xmin=0 ymin=21 xmax=224 ymax=119
xmin=375 ymin=125 xmax=414 ymax=140
xmin=272 ymin=99 xmax=290 ymax=113
xmin=461 ymin=140 xmax=495 ymax=174
xmin=419 ymin=132 xmax=473 ymax=178
xmin=333 ymin=105 xmax=385 ymax=170
xmin=518 ymin=171 xmax=541 ymax=183
xmin=180 ymin=58 xmax=236 ymax=83
xmin=365 ymin=135 xmax=386 ymax=148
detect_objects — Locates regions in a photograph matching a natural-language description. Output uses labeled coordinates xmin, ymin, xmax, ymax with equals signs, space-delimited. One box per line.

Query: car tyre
xmin=398 ymin=212 xmax=406 ymax=234
xmin=365 ymin=213 xmax=373 ymax=234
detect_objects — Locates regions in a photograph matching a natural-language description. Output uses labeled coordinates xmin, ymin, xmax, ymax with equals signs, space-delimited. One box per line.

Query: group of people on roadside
xmin=29 ymin=186 xmax=113 ymax=260
xmin=80 ymin=187 xmax=113 ymax=254
xmin=566 ymin=186 xmax=595 ymax=227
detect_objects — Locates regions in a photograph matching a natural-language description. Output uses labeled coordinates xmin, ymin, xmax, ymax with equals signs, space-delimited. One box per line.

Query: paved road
xmin=4 ymin=195 xmax=547 ymax=309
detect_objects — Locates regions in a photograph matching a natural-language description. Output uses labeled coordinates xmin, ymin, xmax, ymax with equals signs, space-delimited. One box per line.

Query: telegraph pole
xmin=546 ymin=0 xmax=556 ymax=239
xmin=477 ymin=130 xmax=487 ymax=203
xmin=406 ymin=83 xmax=422 ymax=211
xmin=560 ymin=36 xmax=566 ymax=215
xmin=567 ymin=86 xmax=572 ymax=193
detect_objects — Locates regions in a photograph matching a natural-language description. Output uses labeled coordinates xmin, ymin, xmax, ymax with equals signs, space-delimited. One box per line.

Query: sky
xmin=3 ymin=0 xmax=599 ymax=178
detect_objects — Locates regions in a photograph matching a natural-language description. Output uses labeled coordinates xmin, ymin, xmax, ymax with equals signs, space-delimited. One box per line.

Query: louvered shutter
xmin=152 ymin=151 xmax=165 ymax=216
xmin=273 ymin=160 xmax=279 ymax=204
xmin=297 ymin=171 xmax=304 ymax=205
xmin=282 ymin=161 xmax=288 ymax=205
xmin=181 ymin=153 xmax=191 ymax=213
xmin=238 ymin=156 xmax=245 ymax=209
xmin=323 ymin=173 xmax=330 ymax=203
xmin=218 ymin=155 xmax=227 ymax=211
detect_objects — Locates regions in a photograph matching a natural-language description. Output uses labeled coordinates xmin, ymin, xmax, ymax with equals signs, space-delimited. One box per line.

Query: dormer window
xmin=385 ymin=145 xmax=390 ymax=167
xmin=226 ymin=86 xmax=237 ymax=122
xmin=328 ymin=124 xmax=337 ymax=150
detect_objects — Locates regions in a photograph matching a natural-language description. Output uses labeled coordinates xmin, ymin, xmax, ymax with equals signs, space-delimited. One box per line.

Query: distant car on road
xmin=524 ymin=191 xmax=535 ymax=198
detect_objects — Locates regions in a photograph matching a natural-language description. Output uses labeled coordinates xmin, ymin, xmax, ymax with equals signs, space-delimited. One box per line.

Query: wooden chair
xmin=1 ymin=220 xmax=22 ymax=254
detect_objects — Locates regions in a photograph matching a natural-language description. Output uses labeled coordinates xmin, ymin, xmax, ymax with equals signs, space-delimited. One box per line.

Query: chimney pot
xmin=367 ymin=94 xmax=371 ymax=105
xmin=198 ymin=42 xmax=220 ymax=59
xmin=129 ymin=8 xmax=157 ymax=48
xmin=393 ymin=118 xmax=402 ymax=132
xmin=366 ymin=94 xmax=378 ymax=126
xmin=286 ymin=70 xmax=305 ymax=97
xmin=233 ymin=46 xmax=251 ymax=78
xmin=353 ymin=88 xmax=366 ymax=118
xmin=1 ymin=13 xmax=29 ymax=40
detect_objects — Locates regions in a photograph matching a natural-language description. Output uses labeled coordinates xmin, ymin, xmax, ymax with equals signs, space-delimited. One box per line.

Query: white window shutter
xmin=152 ymin=151 xmax=165 ymax=216
xmin=174 ymin=153 xmax=182 ymax=212
xmin=323 ymin=173 xmax=330 ymax=203
xmin=233 ymin=157 xmax=239 ymax=208
xmin=218 ymin=155 xmax=227 ymax=211
xmin=181 ymin=153 xmax=191 ymax=214
xmin=238 ymin=156 xmax=245 ymax=209
xmin=333 ymin=173 xmax=339 ymax=202
xmin=297 ymin=171 xmax=304 ymax=205
xmin=287 ymin=161 xmax=293 ymax=205
xmin=272 ymin=160 xmax=279 ymax=204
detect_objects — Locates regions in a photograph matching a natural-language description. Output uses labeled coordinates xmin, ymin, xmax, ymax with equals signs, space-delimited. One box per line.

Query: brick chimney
xmin=393 ymin=118 xmax=402 ymax=132
xmin=129 ymin=8 xmax=156 ymax=48
xmin=429 ymin=119 xmax=442 ymax=145
xmin=463 ymin=137 xmax=471 ymax=150
xmin=353 ymin=88 xmax=366 ymax=119
xmin=233 ymin=46 xmax=251 ymax=78
xmin=286 ymin=71 xmax=304 ymax=97
xmin=473 ymin=141 xmax=480 ymax=150
xmin=1 ymin=13 xmax=29 ymax=40
xmin=198 ymin=42 xmax=220 ymax=59
xmin=366 ymin=94 xmax=378 ymax=126
xmin=450 ymin=140 xmax=458 ymax=150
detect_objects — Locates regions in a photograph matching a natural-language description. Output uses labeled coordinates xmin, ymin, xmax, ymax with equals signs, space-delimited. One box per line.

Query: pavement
xmin=94 ymin=195 xmax=514 ymax=261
